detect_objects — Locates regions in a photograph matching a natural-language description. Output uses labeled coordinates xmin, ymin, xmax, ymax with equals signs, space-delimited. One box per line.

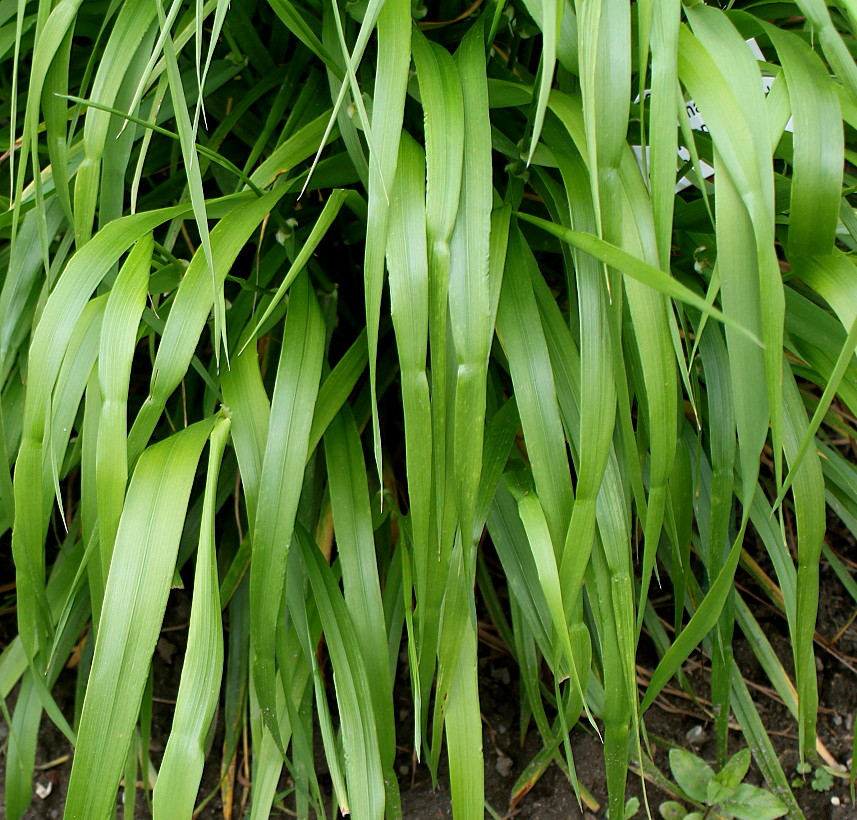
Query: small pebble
xmin=398 ymin=764 xmax=409 ymax=776
xmin=815 ymin=655 xmax=824 ymax=672
xmin=831 ymin=796 xmax=841 ymax=806
xmin=834 ymin=714 xmax=843 ymax=727
xmin=495 ymin=753 xmax=514 ymax=778
xmin=686 ymin=724 xmax=708 ymax=747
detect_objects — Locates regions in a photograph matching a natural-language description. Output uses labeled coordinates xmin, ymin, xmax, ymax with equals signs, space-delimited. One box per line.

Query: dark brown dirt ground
xmin=2 ymin=540 xmax=856 ymax=820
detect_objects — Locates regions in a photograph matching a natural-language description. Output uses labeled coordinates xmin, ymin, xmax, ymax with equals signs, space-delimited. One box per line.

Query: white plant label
xmin=634 ymin=38 xmax=792 ymax=192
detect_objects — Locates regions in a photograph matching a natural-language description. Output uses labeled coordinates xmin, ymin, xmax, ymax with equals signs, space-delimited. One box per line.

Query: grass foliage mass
xmin=2 ymin=0 xmax=857 ymax=818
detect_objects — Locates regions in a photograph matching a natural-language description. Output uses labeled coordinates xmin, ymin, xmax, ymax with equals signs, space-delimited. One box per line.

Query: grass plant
xmin=2 ymin=1 xmax=857 ymax=818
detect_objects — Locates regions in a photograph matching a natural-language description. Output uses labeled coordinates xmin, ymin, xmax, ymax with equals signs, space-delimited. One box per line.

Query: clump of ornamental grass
xmin=1 ymin=1 xmax=856 ymax=819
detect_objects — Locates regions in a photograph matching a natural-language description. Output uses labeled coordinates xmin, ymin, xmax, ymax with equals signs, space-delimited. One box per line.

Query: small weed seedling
xmin=659 ymin=748 xmax=787 ymax=820
xmin=792 ymin=760 xmax=835 ymax=792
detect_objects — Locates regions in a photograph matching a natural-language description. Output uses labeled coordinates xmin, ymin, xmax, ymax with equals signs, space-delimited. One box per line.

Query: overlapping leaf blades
xmin=2 ymin=2 xmax=856 ymax=820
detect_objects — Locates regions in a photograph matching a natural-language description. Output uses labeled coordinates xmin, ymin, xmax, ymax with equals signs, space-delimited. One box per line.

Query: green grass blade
xmin=96 ymin=234 xmax=152 ymax=578
xmin=762 ymin=24 xmax=843 ymax=258
xmin=680 ymin=10 xmax=784 ymax=493
xmin=324 ymin=406 xmax=400 ymax=810
xmin=640 ymin=520 xmax=748 ymax=715
xmin=781 ymin=365 xmax=825 ymax=762
xmin=386 ymin=132 xmax=432 ymax=600
xmin=496 ymin=226 xmax=572 ymax=553
xmin=0 ymin=199 xmax=64 ymax=381
xmin=449 ymin=21 xmax=493 ymax=544
xmin=793 ymin=0 xmax=857 ymax=105
xmin=779 ymin=253 xmax=857 ymax=501
xmin=730 ymin=671 xmax=804 ymax=818
xmin=155 ymin=0 xmax=224 ymax=365
xmin=127 ymin=190 xmax=285 ymax=462
xmin=220 ymin=347 xmax=270 ymax=525
xmin=526 ymin=0 xmax=562 ymax=166
xmin=362 ymin=0 xmax=410 ymax=483
xmin=64 ymin=417 xmax=216 ymax=819
xmin=445 ymin=620 xmax=482 ymax=820
xmin=577 ymin=0 xmax=630 ymax=240
xmin=300 ymin=0 xmax=389 ymax=196
xmin=152 ymin=417 xmax=230 ymax=817
xmin=73 ymin=0 xmax=157 ymax=245
xmin=647 ymin=0 xmax=680 ymax=268
xmin=516 ymin=211 xmax=760 ymax=345
xmin=41 ymin=25 xmax=73 ymax=224
xmin=616 ymin=147 xmax=678 ymax=634
xmin=249 ymin=270 xmax=324 ymax=749
xmin=265 ymin=0 xmax=341 ymax=76
xmin=248 ymin=109 xmax=336 ymax=189
xmin=295 ymin=527 xmax=386 ymax=820
xmin=237 ymin=189 xmax=349 ymax=355
xmin=410 ymin=33 xmax=462 ymax=662
xmin=308 ymin=330 xmax=368 ymax=453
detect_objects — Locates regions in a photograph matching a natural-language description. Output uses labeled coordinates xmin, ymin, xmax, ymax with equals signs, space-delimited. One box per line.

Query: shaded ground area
xmin=2 ymin=539 xmax=857 ymax=819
